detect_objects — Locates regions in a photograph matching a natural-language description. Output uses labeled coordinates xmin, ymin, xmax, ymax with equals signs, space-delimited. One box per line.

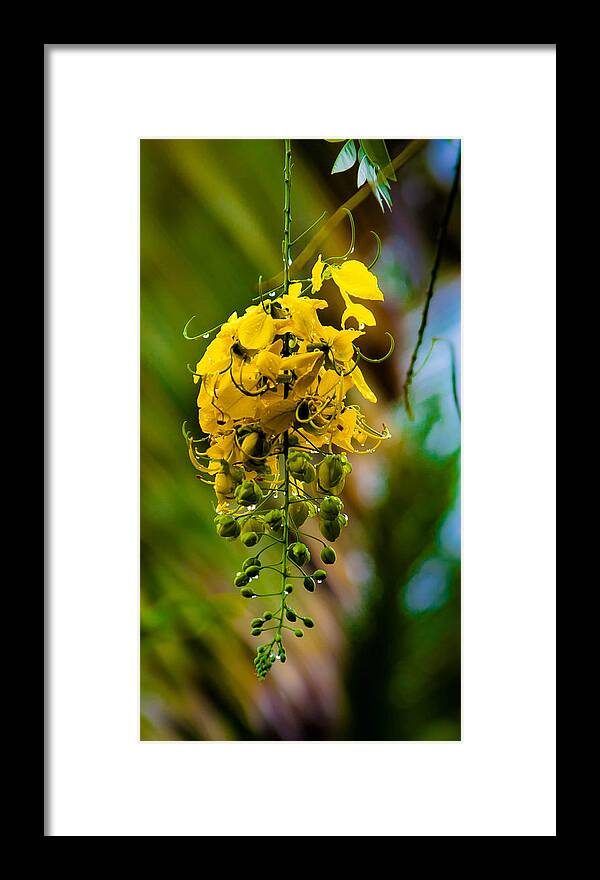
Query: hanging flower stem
xmin=273 ymin=138 xmax=293 ymax=653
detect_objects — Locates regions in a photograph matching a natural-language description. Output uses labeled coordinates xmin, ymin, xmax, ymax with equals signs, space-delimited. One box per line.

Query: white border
xmin=48 ymin=46 xmax=556 ymax=836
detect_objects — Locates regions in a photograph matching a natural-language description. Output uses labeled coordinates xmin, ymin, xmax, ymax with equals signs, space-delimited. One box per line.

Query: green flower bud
xmin=234 ymin=571 xmax=250 ymax=588
xmin=320 ymin=546 xmax=337 ymax=565
xmin=242 ymin=557 xmax=261 ymax=572
xmin=216 ymin=516 xmax=241 ymax=539
xmin=287 ymin=451 xmax=310 ymax=477
xmin=303 ymin=576 xmax=316 ymax=592
xmin=280 ymin=654 xmax=287 ymax=663
xmin=294 ymin=629 xmax=304 ymax=638
xmin=235 ymin=480 xmax=263 ymax=506
xmin=239 ymin=429 xmax=269 ymax=462
xmin=250 ymin=618 xmax=264 ymax=628
xmin=288 ymin=542 xmax=310 ymax=566
xmin=265 ymin=508 xmax=283 ymax=524
xmin=251 ymin=628 xmax=263 ymax=636
xmin=317 ymin=455 xmax=343 ymax=491
xmin=245 ymin=565 xmax=261 ymax=578
xmin=289 ymin=500 xmax=309 ymax=529
xmin=302 ymin=463 xmax=317 ymax=485
xmin=303 ymin=617 xmax=315 ymax=628
xmin=285 ymin=609 xmax=297 ymax=622
xmin=240 ymin=588 xmax=255 ymax=598
xmin=285 ymin=584 xmax=293 ymax=594
xmin=229 ymin=464 xmax=245 ymax=485
xmin=241 ymin=531 xmax=259 ymax=547
xmin=263 ymin=612 xmax=273 ymax=621
xmin=242 ymin=516 xmax=265 ymax=535
xmin=214 ymin=472 xmax=235 ymax=498
xmin=313 ymin=569 xmax=327 ymax=583
xmin=317 ymin=454 xmax=351 ymax=493
xmin=319 ymin=496 xmax=343 ymax=521
xmin=319 ymin=516 xmax=341 ymax=542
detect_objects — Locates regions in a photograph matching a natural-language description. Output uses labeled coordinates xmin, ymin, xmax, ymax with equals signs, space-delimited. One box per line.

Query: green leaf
xmin=363 ymin=160 xmax=385 ymax=212
xmin=360 ymin=139 xmax=397 ymax=181
xmin=325 ymin=138 xmax=348 ymax=143
xmin=378 ymin=183 xmax=393 ymax=211
xmin=331 ymin=139 xmax=357 ymax=174
xmin=357 ymin=154 xmax=369 ymax=188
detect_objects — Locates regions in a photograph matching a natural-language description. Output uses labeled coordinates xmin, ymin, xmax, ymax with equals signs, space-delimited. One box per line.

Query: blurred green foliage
xmin=141 ymin=138 xmax=461 ymax=741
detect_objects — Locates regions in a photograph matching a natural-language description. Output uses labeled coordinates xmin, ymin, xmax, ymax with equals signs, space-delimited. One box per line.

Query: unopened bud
xmin=288 ymin=542 xmax=310 ymax=566
xmin=235 ymin=480 xmax=263 ymax=506
xmin=241 ymin=531 xmax=259 ymax=547
xmin=319 ymin=496 xmax=343 ymax=521
xmin=216 ymin=515 xmax=241 ymax=539
xmin=320 ymin=546 xmax=336 ymax=564
xmin=319 ymin=517 xmax=341 ymax=542
xmin=242 ymin=557 xmax=261 ymax=572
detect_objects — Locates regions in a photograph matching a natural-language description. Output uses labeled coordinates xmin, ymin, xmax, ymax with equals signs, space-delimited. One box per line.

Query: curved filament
xmin=355 ymin=332 xmax=395 ymax=364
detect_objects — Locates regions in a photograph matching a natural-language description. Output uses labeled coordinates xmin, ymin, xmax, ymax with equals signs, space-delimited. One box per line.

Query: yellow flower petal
xmin=287 ymin=281 xmax=303 ymax=298
xmin=330 ymin=408 xmax=358 ymax=452
xmin=255 ymin=350 xmax=281 ymax=383
xmin=279 ymin=295 xmax=328 ymax=340
xmin=351 ymin=366 xmax=377 ymax=403
xmin=341 ymin=301 xmax=377 ymax=329
xmin=285 ymin=351 xmax=324 ymax=394
xmin=257 ymin=392 xmax=297 ymax=434
xmin=311 ymin=255 xmax=324 ymax=292
xmin=332 ymin=329 xmax=364 ymax=362
xmin=330 ymin=260 xmax=383 ymax=301
xmin=237 ymin=308 xmax=276 ymax=350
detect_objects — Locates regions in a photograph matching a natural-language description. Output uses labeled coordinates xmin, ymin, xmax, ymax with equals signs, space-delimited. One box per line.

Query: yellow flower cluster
xmin=187 ymin=256 xmax=391 ymax=510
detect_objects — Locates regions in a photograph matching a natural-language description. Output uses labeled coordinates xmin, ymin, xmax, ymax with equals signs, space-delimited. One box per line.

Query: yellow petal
xmin=280 ymin=296 xmax=328 ymax=340
xmin=255 ymin=350 xmax=281 ymax=383
xmin=195 ymin=336 xmax=232 ymax=377
xmin=311 ymin=255 xmax=324 ymax=292
xmin=237 ymin=308 xmax=276 ymax=350
xmin=332 ymin=329 xmax=364 ymax=362
xmin=330 ymin=260 xmax=383 ymax=301
xmin=330 ymin=408 xmax=358 ymax=452
xmin=257 ymin=392 xmax=297 ymax=434
xmin=352 ymin=366 xmax=377 ymax=403
xmin=341 ymin=301 xmax=377 ymax=329
xmin=287 ymin=281 xmax=303 ymax=298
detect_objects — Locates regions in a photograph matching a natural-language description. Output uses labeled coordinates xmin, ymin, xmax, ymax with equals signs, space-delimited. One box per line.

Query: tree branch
xmin=256 ymin=139 xmax=429 ymax=292
xmin=402 ymin=147 xmax=461 ymax=418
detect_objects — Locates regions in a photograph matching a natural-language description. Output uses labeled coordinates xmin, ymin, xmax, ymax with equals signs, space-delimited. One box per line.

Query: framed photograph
xmin=46 ymin=44 xmax=556 ymax=836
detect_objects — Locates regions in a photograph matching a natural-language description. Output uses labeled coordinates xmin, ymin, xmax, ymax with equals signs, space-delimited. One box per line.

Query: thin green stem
xmin=271 ymin=139 xmax=293 ymax=655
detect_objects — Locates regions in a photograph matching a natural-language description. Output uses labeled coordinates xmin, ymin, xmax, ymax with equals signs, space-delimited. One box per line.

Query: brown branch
xmin=402 ymin=147 xmax=461 ymax=419
xmin=256 ymin=138 xmax=430 ymax=292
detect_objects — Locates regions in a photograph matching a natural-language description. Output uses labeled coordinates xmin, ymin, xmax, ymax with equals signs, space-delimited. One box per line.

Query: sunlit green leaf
xmin=360 ymin=139 xmax=397 ymax=181
xmin=331 ymin=139 xmax=357 ymax=175
xmin=357 ymin=155 xmax=369 ymax=188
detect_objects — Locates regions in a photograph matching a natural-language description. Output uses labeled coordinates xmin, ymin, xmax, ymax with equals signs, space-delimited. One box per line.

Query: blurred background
xmin=140 ymin=138 xmax=461 ymax=741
